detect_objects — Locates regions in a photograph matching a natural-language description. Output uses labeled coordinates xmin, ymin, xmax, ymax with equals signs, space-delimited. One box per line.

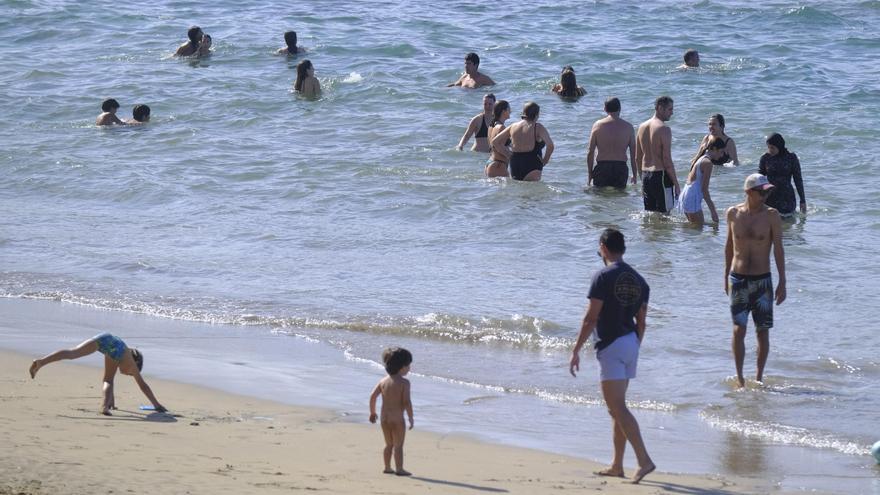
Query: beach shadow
xmin=637 ymin=480 xmax=741 ymax=495
xmin=410 ymin=476 xmax=508 ymax=493
xmin=58 ymin=410 xmax=178 ymax=423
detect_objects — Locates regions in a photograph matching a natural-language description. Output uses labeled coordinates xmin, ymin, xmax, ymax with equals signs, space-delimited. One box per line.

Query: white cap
xmin=744 ymin=173 xmax=774 ymax=191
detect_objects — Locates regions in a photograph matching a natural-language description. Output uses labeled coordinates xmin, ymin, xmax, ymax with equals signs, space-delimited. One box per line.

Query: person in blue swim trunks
xmin=29 ymin=333 xmax=166 ymax=415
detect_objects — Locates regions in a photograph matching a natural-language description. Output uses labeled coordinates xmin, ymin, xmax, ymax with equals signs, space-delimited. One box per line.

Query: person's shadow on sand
xmin=636 ymin=480 xmax=743 ymax=495
xmin=61 ymin=409 xmax=179 ymax=423
xmin=409 ymin=476 xmax=508 ymax=493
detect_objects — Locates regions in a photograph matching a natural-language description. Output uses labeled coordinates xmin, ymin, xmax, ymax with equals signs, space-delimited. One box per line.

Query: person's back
xmin=593 ymin=117 xmax=633 ymax=162
xmin=591 ymin=261 xmax=649 ymax=350
xmin=377 ymin=375 xmax=409 ymax=421
xmin=96 ymin=98 xmax=123 ymax=126
xmin=175 ymin=26 xmax=203 ymax=57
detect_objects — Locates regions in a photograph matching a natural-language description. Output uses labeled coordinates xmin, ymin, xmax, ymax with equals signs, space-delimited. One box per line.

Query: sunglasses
xmin=750 ymin=187 xmax=772 ymax=196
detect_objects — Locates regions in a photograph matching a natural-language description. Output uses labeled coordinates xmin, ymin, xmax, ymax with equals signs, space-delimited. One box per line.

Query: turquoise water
xmin=2 ymin=1 xmax=879 ymax=492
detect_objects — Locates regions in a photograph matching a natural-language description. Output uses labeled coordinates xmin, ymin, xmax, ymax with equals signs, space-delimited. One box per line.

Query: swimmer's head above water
xmin=521 ymin=101 xmax=540 ymax=122
xmin=284 ymin=30 xmax=297 ymax=51
xmin=101 ymin=98 xmax=120 ymax=113
xmin=683 ymin=49 xmax=700 ymax=67
xmin=492 ymin=99 xmax=510 ymax=126
xmin=132 ymin=104 xmax=150 ymax=123
xmin=187 ymin=26 xmax=203 ymax=46
xmin=464 ymin=52 xmax=480 ymax=73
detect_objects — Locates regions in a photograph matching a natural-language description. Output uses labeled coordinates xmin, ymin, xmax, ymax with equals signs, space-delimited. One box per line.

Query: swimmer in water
xmin=96 ymin=98 xmax=124 ymax=126
xmin=456 ymin=93 xmax=496 ymax=152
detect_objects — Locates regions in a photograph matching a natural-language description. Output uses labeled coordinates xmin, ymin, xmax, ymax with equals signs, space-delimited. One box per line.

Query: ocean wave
xmin=700 ymin=410 xmax=869 ymax=456
xmin=0 ymin=287 xmax=573 ymax=351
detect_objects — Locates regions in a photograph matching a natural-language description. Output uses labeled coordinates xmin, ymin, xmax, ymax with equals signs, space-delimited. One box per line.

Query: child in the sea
xmin=369 ymin=347 xmax=414 ymax=476
xmin=29 ymin=333 xmax=167 ymax=415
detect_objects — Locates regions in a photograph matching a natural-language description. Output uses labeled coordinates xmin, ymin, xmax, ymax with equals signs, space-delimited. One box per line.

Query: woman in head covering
xmin=759 ymin=133 xmax=806 ymax=215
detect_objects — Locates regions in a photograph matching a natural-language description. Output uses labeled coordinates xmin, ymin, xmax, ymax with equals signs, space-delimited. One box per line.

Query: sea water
xmin=1 ymin=1 xmax=879 ymax=492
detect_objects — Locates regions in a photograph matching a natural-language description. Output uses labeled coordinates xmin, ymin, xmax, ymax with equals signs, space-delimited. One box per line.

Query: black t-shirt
xmin=587 ymin=261 xmax=650 ymax=350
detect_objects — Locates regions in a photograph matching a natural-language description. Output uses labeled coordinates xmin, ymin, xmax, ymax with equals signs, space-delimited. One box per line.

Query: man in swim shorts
xmin=636 ymin=96 xmax=680 ymax=213
xmin=570 ymin=229 xmax=655 ymax=485
xmin=587 ymin=97 xmax=636 ymax=189
xmin=724 ymin=173 xmax=787 ymax=387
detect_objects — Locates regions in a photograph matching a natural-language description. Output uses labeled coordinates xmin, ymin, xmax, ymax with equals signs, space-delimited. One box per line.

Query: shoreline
xmin=0 ymin=349 xmax=775 ymax=495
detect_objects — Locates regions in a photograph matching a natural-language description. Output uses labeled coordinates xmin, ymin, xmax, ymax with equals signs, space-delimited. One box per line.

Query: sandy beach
xmin=1 ymin=345 xmax=784 ymax=495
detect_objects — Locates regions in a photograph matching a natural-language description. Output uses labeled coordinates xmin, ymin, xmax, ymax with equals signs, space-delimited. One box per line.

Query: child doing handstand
xmin=29 ymin=333 xmax=167 ymax=415
xmin=369 ymin=347 xmax=414 ymax=476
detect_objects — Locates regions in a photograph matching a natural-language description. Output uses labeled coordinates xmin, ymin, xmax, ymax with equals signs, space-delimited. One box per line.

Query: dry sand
xmin=0 ymin=350 xmax=779 ymax=494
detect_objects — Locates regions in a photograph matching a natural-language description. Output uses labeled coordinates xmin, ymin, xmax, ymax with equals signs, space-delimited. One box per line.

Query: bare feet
xmin=395 ymin=469 xmax=411 ymax=476
xmin=631 ymin=462 xmax=656 ymax=484
xmin=383 ymin=468 xmax=394 ymax=474
xmin=736 ymin=375 xmax=745 ymax=388
xmin=29 ymin=360 xmax=41 ymax=379
xmin=594 ymin=468 xmax=625 ymax=478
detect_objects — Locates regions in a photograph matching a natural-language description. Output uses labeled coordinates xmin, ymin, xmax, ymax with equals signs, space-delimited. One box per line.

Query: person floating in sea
xmin=294 ymin=59 xmax=321 ymax=97
xmin=679 ymin=48 xmax=700 ymax=68
xmin=485 ymin=99 xmax=511 ymax=178
xmin=175 ymin=26 xmax=204 ymax=57
xmin=759 ymin=133 xmax=807 ymax=216
xmin=125 ymin=104 xmax=151 ymax=125
xmin=456 ymin=93 xmax=496 ymax=152
xmin=447 ymin=52 xmax=495 ymax=89
xmin=551 ymin=66 xmax=586 ymax=98
xmin=724 ymin=174 xmax=786 ymax=388
xmin=369 ymin=347 xmax=414 ymax=476
xmin=587 ymin=97 xmax=636 ymax=189
xmin=693 ymin=114 xmax=739 ymax=166
xmin=96 ymin=98 xmax=124 ymax=126
xmin=679 ymin=136 xmax=724 ymax=225
xmin=490 ymin=101 xmax=554 ymax=181
xmin=570 ymin=228 xmax=656 ymax=485
xmin=276 ymin=30 xmax=305 ymax=55
xmin=29 ymin=333 xmax=167 ymax=415
xmin=636 ymin=96 xmax=680 ymax=212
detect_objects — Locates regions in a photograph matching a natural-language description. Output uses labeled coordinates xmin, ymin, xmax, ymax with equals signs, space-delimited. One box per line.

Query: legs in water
xmin=756 ymin=328 xmax=770 ymax=383
xmin=732 ymin=325 xmax=747 ymax=387
xmin=29 ymin=338 xmax=99 ymax=378
xmin=601 ymin=379 xmax=655 ymax=484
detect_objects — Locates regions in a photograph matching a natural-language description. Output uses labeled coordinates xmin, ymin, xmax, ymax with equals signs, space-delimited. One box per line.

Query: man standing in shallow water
xmin=636 ymin=96 xmax=680 ymax=213
xmin=587 ymin=97 xmax=637 ymax=188
xmin=448 ymin=52 xmax=495 ymax=89
xmin=570 ymin=228 xmax=656 ymax=485
xmin=725 ymin=174 xmax=786 ymax=388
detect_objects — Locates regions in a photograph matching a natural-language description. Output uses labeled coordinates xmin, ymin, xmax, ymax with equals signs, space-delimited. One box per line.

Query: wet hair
xmin=382 ymin=347 xmax=413 ymax=376
xmin=600 ymin=228 xmax=626 ymax=255
xmin=187 ymin=26 xmax=203 ymax=46
xmin=492 ymin=100 xmax=510 ymax=126
xmin=131 ymin=348 xmax=143 ymax=372
xmin=604 ymin=97 xmax=621 ymax=113
xmin=101 ymin=98 xmax=120 ymax=112
xmin=294 ymin=59 xmax=313 ymax=92
xmin=465 ymin=52 xmax=480 ymax=69
xmin=484 ymin=93 xmax=496 ymax=102
xmin=132 ymin=104 xmax=150 ymax=122
xmin=710 ymin=113 xmax=725 ymax=130
xmin=521 ymin=101 xmax=540 ymax=121
xmin=766 ymin=132 xmax=788 ymax=156
xmin=684 ymin=49 xmax=699 ymax=64
xmin=558 ymin=68 xmax=580 ymax=98
xmin=284 ymin=31 xmax=297 ymax=50
xmin=654 ymin=95 xmax=673 ymax=111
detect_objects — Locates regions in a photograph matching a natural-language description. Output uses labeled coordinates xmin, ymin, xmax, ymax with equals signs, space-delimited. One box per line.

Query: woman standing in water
xmin=294 ymin=59 xmax=321 ymax=97
xmin=457 ymin=93 xmax=496 ymax=152
xmin=759 ymin=132 xmax=807 ymax=215
xmin=679 ymin=136 xmax=725 ymax=225
xmin=551 ymin=66 xmax=586 ymax=98
xmin=491 ymin=102 xmax=554 ymax=181
xmin=693 ymin=114 xmax=739 ymax=166
xmin=485 ymin=100 xmax=511 ymax=178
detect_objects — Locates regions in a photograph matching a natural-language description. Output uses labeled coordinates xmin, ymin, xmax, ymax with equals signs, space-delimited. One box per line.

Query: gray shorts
xmin=596 ymin=332 xmax=640 ymax=381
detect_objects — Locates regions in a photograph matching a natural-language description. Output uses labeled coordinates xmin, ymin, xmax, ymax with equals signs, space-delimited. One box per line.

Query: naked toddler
xmin=369 ymin=347 xmax=414 ymax=476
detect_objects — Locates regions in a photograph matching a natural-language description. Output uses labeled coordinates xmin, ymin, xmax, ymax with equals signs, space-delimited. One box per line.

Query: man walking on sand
xmin=570 ymin=228 xmax=656 ymax=485
xmin=724 ymin=173 xmax=786 ymax=388
xmin=636 ymin=96 xmax=680 ymax=213
xmin=587 ymin=97 xmax=637 ymax=189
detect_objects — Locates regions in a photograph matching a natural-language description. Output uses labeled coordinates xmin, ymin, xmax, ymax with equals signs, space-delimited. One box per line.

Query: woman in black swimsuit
xmin=490 ymin=102 xmax=554 ymax=181
xmin=486 ymin=100 xmax=511 ymax=178
xmin=692 ymin=114 xmax=739 ymax=166
xmin=456 ymin=93 xmax=495 ymax=152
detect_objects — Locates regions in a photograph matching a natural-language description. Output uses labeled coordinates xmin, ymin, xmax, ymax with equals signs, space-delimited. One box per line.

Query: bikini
xmin=475 ymin=115 xmax=489 ymax=139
